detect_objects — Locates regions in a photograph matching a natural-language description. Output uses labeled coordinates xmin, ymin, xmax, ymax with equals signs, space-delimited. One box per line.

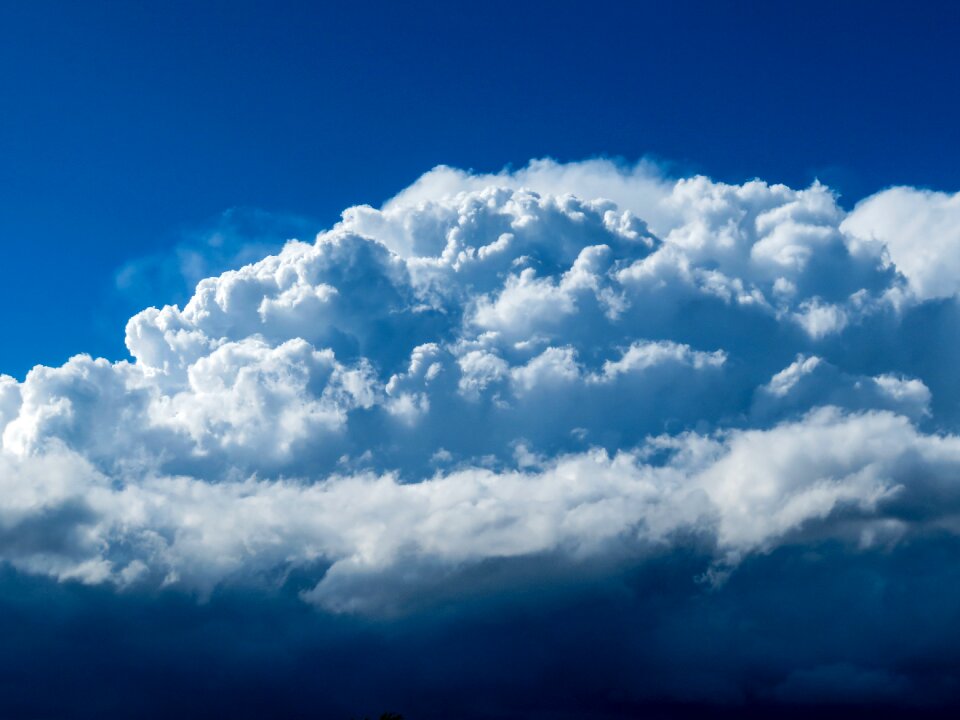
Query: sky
xmin=4 ymin=1 xmax=960 ymax=718
xmin=2 ymin=0 xmax=960 ymax=377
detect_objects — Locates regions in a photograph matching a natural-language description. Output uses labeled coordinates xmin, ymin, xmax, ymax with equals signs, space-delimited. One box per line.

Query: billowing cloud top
xmin=3 ymin=159 xmax=960 ymax=615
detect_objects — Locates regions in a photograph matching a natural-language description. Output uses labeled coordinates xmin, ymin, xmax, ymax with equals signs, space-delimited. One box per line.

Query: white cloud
xmin=1 ymin=408 xmax=959 ymax=615
xmin=377 ymin=157 xmax=675 ymax=238
xmin=592 ymin=340 xmax=726 ymax=382
xmin=753 ymin=356 xmax=931 ymax=425
xmin=791 ymin=297 xmax=849 ymax=339
xmin=843 ymin=186 xmax=960 ymax=299
xmin=2 ymin=159 xmax=960 ymax=612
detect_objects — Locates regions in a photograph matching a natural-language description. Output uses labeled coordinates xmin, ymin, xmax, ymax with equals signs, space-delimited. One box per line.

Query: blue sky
xmin=6 ymin=2 xmax=960 ymax=718
xmin=2 ymin=0 xmax=960 ymax=376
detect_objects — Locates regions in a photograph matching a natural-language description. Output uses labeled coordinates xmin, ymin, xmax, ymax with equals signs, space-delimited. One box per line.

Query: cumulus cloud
xmin=2 ymin=407 xmax=958 ymax=614
xmin=752 ymin=354 xmax=931 ymax=422
xmin=843 ymin=186 xmax=960 ymax=300
xmin=2 ymin=158 xmax=960 ymax=615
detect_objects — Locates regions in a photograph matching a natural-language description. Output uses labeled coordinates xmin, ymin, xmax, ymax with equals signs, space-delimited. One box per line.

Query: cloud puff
xmin=2 ymin=158 xmax=960 ymax=616
xmin=843 ymin=186 xmax=960 ymax=300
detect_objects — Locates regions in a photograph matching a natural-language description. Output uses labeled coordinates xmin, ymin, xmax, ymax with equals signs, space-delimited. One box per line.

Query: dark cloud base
xmin=4 ymin=535 xmax=960 ymax=718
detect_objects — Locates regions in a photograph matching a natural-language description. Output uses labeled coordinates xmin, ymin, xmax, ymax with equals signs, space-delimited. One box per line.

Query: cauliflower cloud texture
xmin=3 ymin=159 xmax=960 ymax=613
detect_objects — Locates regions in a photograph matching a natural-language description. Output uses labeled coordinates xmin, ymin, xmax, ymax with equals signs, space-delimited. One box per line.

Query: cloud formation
xmin=2 ymin=159 xmax=960 ymax=618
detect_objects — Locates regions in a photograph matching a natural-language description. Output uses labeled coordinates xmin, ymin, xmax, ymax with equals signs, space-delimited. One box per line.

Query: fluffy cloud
xmin=843 ymin=186 xmax=960 ymax=300
xmin=3 ymin=159 xmax=960 ymax=615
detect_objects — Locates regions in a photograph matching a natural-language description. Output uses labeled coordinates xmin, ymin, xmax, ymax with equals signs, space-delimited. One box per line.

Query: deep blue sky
xmin=1 ymin=0 xmax=959 ymax=378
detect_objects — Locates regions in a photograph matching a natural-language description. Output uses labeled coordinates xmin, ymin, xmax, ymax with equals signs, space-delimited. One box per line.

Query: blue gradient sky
xmin=2 ymin=0 xmax=959 ymax=377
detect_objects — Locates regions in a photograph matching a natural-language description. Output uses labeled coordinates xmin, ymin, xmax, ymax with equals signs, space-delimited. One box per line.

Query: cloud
xmin=375 ymin=157 xmax=675 ymax=238
xmin=752 ymin=354 xmax=931 ymax=422
xmin=843 ymin=187 xmax=960 ymax=300
xmin=3 ymin=158 xmax=960 ymax=627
